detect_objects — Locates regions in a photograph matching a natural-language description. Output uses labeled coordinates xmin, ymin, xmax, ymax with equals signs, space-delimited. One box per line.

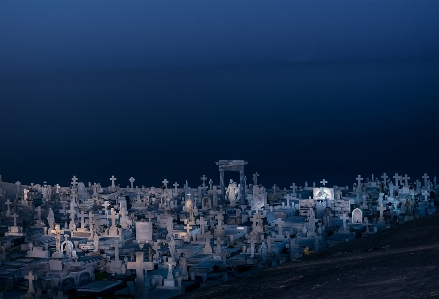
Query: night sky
xmin=1 ymin=1 xmax=439 ymax=189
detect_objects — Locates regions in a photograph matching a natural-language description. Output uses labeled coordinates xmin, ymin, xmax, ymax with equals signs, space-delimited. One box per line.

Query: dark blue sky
xmin=1 ymin=1 xmax=439 ymax=188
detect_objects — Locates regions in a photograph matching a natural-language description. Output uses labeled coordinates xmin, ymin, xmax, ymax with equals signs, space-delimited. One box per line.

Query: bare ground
xmin=176 ymin=213 xmax=439 ymax=299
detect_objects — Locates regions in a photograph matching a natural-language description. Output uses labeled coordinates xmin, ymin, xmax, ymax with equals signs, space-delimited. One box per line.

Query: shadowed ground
xmin=175 ymin=213 xmax=439 ymax=298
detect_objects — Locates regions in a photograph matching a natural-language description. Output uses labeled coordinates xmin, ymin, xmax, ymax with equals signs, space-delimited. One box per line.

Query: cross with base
xmin=320 ymin=179 xmax=328 ymax=187
xmin=12 ymin=213 xmax=18 ymax=227
xmin=214 ymin=238 xmax=224 ymax=254
xmin=110 ymin=208 xmax=119 ymax=227
xmin=200 ymin=175 xmax=207 ymax=187
xmin=110 ymin=175 xmax=117 ymax=187
xmin=78 ymin=211 xmax=87 ymax=228
xmin=355 ymin=175 xmax=363 ymax=186
xmin=290 ymin=183 xmax=297 ymax=195
xmin=102 ymin=201 xmax=110 ymax=218
xmin=393 ymin=173 xmax=401 ymax=186
xmin=173 ymin=182 xmax=179 ymax=194
xmin=24 ymin=271 xmax=37 ymax=294
xmin=422 ymin=173 xmax=429 ymax=186
xmin=377 ymin=204 xmax=385 ymax=220
xmin=127 ymin=251 xmax=154 ymax=298
xmin=71 ymin=176 xmax=78 ymax=188
xmin=165 ymin=257 xmax=176 ymax=280
xmin=152 ymin=241 xmax=161 ymax=260
xmin=162 ymin=179 xmax=169 ymax=188
xmin=381 ymin=173 xmax=388 ymax=185
xmin=129 ymin=177 xmax=135 ymax=189
xmin=5 ymin=199 xmax=11 ymax=215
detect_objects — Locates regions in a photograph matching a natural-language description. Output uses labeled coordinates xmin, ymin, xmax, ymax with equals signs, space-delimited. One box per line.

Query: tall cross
xmin=275 ymin=217 xmax=285 ymax=236
xmin=200 ymin=175 xmax=207 ymax=187
xmin=127 ymin=251 xmax=154 ymax=298
xmin=162 ymin=179 xmax=169 ymax=188
xmin=209 ymin=179 xmax=213 ymax=190
xmin=5 ymin=199 xmax=11 ymax=215
xmin=129 ymin=177 xmax=135 ymax=189
xmin=381 ymin=173 xmax=388 ymax=185
xmin=110 ymin=208 xmax=119 ymax=227
xmin=284 ymin=194 xmax=293 ymax=208
xmin=24 ymin=271 xmax=37 ymax=294
xmin=102 ymin=201 xmax=110 ymax=219
xmin=253 ymin=172 xmax=259 ymax=185
xmin=112 ymin=239 xmax=122 ymax=261
xmin=355 ymin=175 xmax=363 ymax=186
xmin=173 ymin=182 xmax=179 ymax=194
xmin=165 ymin=257 xmax=176 ymax=279
xmin=422 ymin=173 xmax=429 ymax=187
xmin=71 ymin=176 xmax=78 ymax=188
xmin=320 ymin=179 xmax=328 ymax=187
xmin=290 ymin=183 xmax=297 ymax=195
xmin=377 ymin=203 xmax=385 ymax=220
xmin=152 ymin=242 xmax=161 ymax=259
xmin=402 ymin=174 xmax=410 ymax=187
xmin=12 ymin=213 xmax=18 ymax=227
xmin=78 ymin=211 xmax=86 ymax=228
xmin=110 ymin=176 xmax=117 ymax=187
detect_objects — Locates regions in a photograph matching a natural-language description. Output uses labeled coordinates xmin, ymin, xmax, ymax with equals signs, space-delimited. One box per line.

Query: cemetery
xmin=0 ymin=162 xmax=438 ymax=298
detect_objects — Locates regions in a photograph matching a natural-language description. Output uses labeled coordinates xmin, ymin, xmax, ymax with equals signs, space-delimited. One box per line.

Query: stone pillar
xmin=239 ymin=170 xmax=246 ymax=205
xmin=220 ymin=171 xmax=225 ymax=201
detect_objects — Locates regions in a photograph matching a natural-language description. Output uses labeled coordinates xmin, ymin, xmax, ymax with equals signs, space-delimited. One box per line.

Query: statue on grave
xmin=226 ymin=180 xmax=238 ymax=202
xmin=315 ymin=187 xmax=330 ymax=200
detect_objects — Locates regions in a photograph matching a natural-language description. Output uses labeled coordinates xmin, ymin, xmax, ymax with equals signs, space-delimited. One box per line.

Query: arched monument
xmin=215 ymin=160 xmax=248 ymax=205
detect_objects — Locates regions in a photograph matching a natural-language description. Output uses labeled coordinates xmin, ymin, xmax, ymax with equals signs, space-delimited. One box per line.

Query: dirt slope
xmin=176 ymin=213 xmax=439 ymax=299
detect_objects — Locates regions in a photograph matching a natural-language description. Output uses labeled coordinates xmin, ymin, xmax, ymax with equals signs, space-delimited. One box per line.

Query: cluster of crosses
xmin=0 ymin=165 xmax=437 ymax=298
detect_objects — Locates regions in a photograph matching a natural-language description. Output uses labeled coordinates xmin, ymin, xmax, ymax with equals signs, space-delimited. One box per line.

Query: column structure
xmin=215 ymin=160 xmax=248 ymax=204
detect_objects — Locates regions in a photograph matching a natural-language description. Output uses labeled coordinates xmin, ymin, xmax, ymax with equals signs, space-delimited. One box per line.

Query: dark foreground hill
xmin=176 ymin=213 xmax=439 ymax=299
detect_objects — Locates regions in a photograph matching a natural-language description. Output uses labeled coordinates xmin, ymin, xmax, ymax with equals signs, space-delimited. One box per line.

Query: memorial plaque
xmin=135 ymin=222 xmax=152 ymax=243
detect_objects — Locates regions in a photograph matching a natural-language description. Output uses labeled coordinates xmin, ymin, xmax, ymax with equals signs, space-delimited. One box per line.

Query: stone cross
xmin=340 ymin=213 xmax=348 ymax=230
xmin=5 ymin=199 xmax=11 ymax=215
xmin=24 ymin=271 xmax=37 ymax=294
xmin=422 ymin=173 xmax=429 ymax=187
xmin=127 ymin=251 xmax=154 ymax=299
xmin=381 ymin=173 xmax=388 ymax=185
xmin=402 ymin=174 xmax=410 ymax=187
xmin=110 ymin=176 xmax=117 ymax=187
xmin=284 ymin=194 xmax=293 ymax=208
xmin=184 ymin=219 xmax=191 ymax=234
xmin=71 ymin=176 xmax=78 ymax=188
xmin=290 ymin=183 xmax=297 ymax=196
xmin=173 ymin=182 xmax=179 ymax=194
xmin=165 ymin=256 xmax=176 ymax=280
xmin=320 ymin=179 xmax=328 ymax=187
xmin=253 ymin=172 xmax=259 ymax=186
xmin=12 ymin=213 xmax=18 ymax=227
xmin=203 ymin=231 xmax=213 ymax=253
xmin=377 ymin=204 xmax=385 ymax=220
xmin=162 ymin=179 xmax=169 ymax=188
xmin=215 ymin=211 xmax=225 ymax=230
xmin=112 ymin=239 xmax=122 ymax=261
xmin=78 ymin=211 xmax=86 ymax=228
xmin=196 ymin=216 xmax=207 ymax=234
xmin=200 ymin=175 xmax=207 ymax=188
xmin=355 ymin=175 xmax=362 ymax=187
xmin=209 ymin=179 xmax=213 ymax=190
xmin=152 ymin=242 xmax=161 ymax=260
xmin=129 ymin=177 xmax=135 ymax=189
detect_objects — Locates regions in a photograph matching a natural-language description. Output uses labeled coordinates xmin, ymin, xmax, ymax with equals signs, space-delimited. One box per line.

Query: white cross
xmin=200 ymin=175 xmax=207 ymax=187
xmin=162 ymin=179 xmax=169 ymax=188
xmin=110 ymin=176 xmax=117 ymax=187
xmin=78 ymin=211 xmax=86 ymax=228
xmin=71 ymin=176 xmax=78 ymax=188
xmin=112 ymin=239 xmax=122 ymax=261
xmin=402 ymin=174 xmax=410 ymax=187
xmin=24 ymin=271 xmax=36 ymax=294
xmin=320 ymin=179 xmax=328 ymax=186
xmin=127 ymin=251 xmax=154 ymax=298
xmin=129 ymin=177 xmax=135 ymax=189
xmin=290 ymin=183 xmax=297 ymax=194
xmin=393 ymin=173 xmax=401 ymax=186
xmin=422 ymin=173 xmax=429 ymax=186
xmin=381 ymin=173 xmax=388 ymax=184
xmin=5 ymin=199 xmax=11 ymax=215
xmin=165 ymin=257 xmax=176 ymax=279
xmin=355 ymin=175 xmax=363 ymax=186
xmin=173 ymin=182 xmax=179 ymax=194
xmin=340 ymin=213 xmax=348 ymax=230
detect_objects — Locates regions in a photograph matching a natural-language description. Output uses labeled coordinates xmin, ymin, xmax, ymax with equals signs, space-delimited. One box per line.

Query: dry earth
xmin=176 ymin=213 xmax=439 ymax=299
